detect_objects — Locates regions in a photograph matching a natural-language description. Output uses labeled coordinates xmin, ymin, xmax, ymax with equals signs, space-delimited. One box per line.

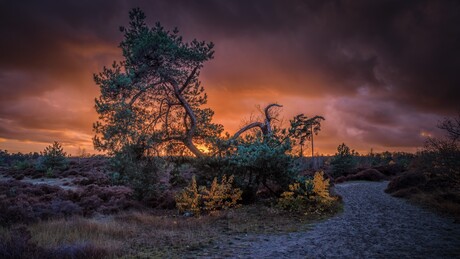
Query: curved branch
xmin=264 ymin=103 xmax=282 ymax=123
xmin=264 ymin=103 xmax=282 ymax=135
xmin=231 ymin=122 xmax=264 ymax=140
xmin=231 ymin=103 xmax=282 ymax=140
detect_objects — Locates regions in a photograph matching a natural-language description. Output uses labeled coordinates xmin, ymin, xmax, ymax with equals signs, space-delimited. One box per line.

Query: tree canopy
xmin=93 ymin=8 xmax=223 ymax=157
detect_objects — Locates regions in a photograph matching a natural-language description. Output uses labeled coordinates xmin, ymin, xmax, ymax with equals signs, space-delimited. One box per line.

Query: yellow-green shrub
xmin=175 ymin=175 xmax=242 ymax=216
xmin=312 ymin=171 xmax=334 ymax=201
xmin=278 ymin=171 xmax=336 ymax=214
xmin=175 ymin=176 xmax=202 ymax=216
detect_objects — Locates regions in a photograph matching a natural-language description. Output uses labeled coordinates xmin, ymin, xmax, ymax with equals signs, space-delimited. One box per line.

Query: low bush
xmin=385 ymin=171 xmax=427 ymax=194
xmin=0 ymin=180 xmax=137 ymax=226
xmin=175 ymin=175 xmax=242 ymax=216
xmin=335 ymin=168 xmax=387 ymax=183
xmin=0 ymin=150 xmax=40 ymax=168
xmin=330 ymin=143 xmax=358 ymax=177
xmin=278 ymin=171 xmax=337 ymax=214
xmin=110 ymin=145 xmax=164 ymax=204
xmin=225 ymin=134 xmax=295 ymax=203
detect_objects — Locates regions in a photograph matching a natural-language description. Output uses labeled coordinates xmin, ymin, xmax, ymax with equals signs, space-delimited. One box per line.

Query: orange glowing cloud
xmin=0 ymin=0 xmax=458 ymax=155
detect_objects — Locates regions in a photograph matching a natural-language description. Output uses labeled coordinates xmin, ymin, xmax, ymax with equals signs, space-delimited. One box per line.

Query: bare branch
xmin=438 ymin=114 xmax=460 ymax=142
xmin=264 ymin=103 xmax=283 ymax=123
xmin=232 ymin=122 xmax=265 ymax=140
xmin=231 ymin=103 xmax=282 ymax=140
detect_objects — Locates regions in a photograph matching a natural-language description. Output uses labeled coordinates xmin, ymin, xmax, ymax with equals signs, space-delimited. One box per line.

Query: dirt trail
xmin=197 ymin=181 xmax=460 ymax=258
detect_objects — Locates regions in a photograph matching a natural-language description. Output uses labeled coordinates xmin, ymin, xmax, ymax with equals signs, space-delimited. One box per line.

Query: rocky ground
xmin=193 ymin=181 xmax=460 ymax=258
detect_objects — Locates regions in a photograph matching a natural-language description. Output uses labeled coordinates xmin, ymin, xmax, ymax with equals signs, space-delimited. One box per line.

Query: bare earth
xmin=197 ymin=181 xmax=460 ymax=258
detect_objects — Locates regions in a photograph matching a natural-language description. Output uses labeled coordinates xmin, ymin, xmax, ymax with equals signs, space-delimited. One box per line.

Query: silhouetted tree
xmin=330 ymin=143 xmax=358 ymax=177
xmin=231 ymin=103 xmax=283 ymax=140
xmin=422 ymin=114 xmax=460 ymax=184
xmin=438 ymin=113 xmax=460 ymax=142
xmin=37 ymin=141 xmax=68 ymax=171
xmin=93 ymin=8 xmax=223 ymax=158
xmin=289 ymin=114 xmax=325 ymax=157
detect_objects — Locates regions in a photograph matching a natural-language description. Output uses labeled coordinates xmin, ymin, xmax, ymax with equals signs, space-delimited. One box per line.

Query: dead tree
xmin=231 ymin=103 xmax=283 ymax=140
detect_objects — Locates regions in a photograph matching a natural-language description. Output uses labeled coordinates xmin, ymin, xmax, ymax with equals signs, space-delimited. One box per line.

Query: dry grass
xmin=20 ymin=202 xmax=342 ymax=258
xmin=26 ymin=211 xmax=222 ymax=258
xmin=29 ymin=216 xmax=131 ymax=257
xmin=115 ymin=211 xmax=222 ymax=257
xmin=408 ymin=190 xmax=460 ymax=219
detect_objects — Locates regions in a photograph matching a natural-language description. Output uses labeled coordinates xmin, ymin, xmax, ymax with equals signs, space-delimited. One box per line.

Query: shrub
xmin=110 ymin=145 xmax=164 ymax=204
xmin=175 ymin=175 xmax=242 ymax=216
xmin=330 ymin=143 xmax=357 ymax=177
xmin=312 ymin=171 xmax=334 ymax=201
xmin=202 ymin=175 xmax=243 ymax=213
xmin=0 ymin=180 xmax=136 ymax=226
xmin=13 ymin=160 xmax=33 ymax=170
xmin=421 ymin=137 xmax=460 ymax=185
xmin=278 ymin=171 xmax=336 ymax=214
xmin=36 ymin=141 xmax=68 ymax=172
xmin=225 ymin=133 xmax=295 ymax=203
xmin=175 ymin=176 xmax=201 ymax=216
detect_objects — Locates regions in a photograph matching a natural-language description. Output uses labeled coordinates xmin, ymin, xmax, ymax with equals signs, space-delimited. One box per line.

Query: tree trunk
xmin=231 ymin=103 xmax=282 ymax=140
xmin=171 ymin=81 xmax=205 ymax=158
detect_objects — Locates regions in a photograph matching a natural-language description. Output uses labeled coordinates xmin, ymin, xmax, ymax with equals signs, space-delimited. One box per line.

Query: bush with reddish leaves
xmin=76 ymin=184 xmax=137 ymax=215
xmin=0 ymin=180 xmax=137 ymax=226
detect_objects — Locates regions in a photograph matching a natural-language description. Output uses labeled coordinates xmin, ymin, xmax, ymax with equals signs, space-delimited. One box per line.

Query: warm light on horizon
xmin=0 ymin=1 xmax=456 ymax=157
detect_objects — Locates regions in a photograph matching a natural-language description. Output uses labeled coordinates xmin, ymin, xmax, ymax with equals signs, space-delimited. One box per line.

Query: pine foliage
xmin=36 ymin=141 xmax=68 ymax=171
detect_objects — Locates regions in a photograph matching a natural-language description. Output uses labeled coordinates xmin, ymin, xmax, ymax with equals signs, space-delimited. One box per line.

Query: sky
xmin=0 ymin=0 xmax=459 ymax=156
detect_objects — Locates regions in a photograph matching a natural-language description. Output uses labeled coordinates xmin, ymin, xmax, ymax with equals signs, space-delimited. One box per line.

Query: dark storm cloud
xmin=133 ymin=0 xmax=460 ymax=113
xmin=171 ymin=0 xmax=460 ymax=113
xmin=329 ymin=96 xmax=442 ymax=148
xmin=2 ymin=0 xmax=458 ymax=109
xmin=0 ymin=0 xmax=458 ymax=153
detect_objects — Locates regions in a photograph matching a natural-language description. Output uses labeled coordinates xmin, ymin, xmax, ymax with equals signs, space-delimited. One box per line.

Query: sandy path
xmin=197 ymin=181 xmax=460 ymax=258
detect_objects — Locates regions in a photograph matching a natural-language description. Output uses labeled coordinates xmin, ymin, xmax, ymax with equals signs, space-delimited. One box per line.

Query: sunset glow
xmin=0 ymin=1 xmax=458 ymax=156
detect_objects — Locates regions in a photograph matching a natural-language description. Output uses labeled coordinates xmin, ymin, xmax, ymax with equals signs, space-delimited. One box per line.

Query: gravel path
xmin=198 ymin=181 xmax=460 ymax=258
